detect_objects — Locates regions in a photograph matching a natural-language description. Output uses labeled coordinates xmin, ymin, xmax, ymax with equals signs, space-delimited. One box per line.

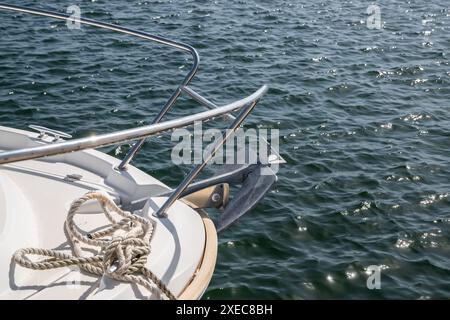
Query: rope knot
xmin=12 ymin=190 xmax=175 ymax=300
xmin=103 ymin=235 xmax=150 ymax=276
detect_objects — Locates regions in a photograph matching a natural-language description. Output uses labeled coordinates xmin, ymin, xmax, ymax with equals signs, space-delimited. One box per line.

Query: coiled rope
xmin=12 ymin=190 xmax=176 ymax=300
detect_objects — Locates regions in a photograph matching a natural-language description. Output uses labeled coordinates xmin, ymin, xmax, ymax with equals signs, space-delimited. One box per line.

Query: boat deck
xmin=0 ymin=127 xmax=210 ymax=299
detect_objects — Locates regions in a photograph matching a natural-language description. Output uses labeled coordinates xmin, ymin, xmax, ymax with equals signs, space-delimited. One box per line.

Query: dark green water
xmin=1 ymin=0 xmax=450 ymax=299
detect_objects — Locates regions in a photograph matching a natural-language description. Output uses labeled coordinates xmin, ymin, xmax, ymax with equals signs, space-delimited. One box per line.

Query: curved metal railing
xmin=0 ymin=3 xmax=200 ymax=170
xmin=0 ymin=85 xmax=268 ymax=165
xmin=0 ymin=3 xmax=284 ymax=167
xmin=0 ymin=3 xmax=280 ymax=218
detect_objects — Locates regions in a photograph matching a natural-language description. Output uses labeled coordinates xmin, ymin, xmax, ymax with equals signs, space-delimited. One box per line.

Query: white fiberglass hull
xmin=0 ymin=125 xmax=217 ymax=300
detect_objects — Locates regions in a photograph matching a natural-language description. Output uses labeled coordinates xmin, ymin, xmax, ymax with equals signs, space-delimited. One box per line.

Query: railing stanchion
xmin=154 ymin=99 xmax=260 ymax=218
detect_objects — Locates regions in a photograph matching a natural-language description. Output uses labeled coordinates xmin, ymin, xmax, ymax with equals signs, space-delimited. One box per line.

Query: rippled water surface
xmin=1 ymin=0 xmax=450 ymax=299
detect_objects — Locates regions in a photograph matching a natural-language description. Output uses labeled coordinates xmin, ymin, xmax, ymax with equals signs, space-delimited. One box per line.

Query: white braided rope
xmin=13 ymin=190 xmax=176 ymax=300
